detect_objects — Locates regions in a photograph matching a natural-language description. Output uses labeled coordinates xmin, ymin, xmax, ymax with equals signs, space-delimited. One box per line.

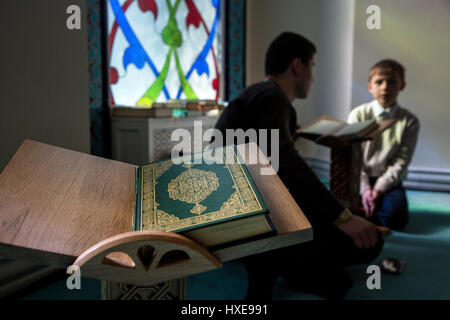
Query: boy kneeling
xmin=348 ymin=59 xmax=420 ymax=230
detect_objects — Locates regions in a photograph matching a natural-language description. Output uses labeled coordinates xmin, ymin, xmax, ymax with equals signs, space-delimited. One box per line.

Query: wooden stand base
xmin=102 ymin=278 xmax=186 ymax=300
xmin=330 ymin=144 xmax=363 ymax=213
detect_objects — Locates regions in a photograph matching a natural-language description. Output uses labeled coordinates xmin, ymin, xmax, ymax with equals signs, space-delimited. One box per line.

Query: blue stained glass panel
xmin=107 ymin=0 xmax=223 ymax=106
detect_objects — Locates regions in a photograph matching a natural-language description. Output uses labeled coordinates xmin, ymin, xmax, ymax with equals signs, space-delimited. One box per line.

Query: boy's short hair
xmin=369 ymin=59 xmax=405 ymax=83
xmin=265 ymin=32 xmax=316 ymax=76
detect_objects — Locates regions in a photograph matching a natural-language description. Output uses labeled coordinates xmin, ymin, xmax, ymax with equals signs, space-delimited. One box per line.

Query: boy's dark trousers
xmin=367 ymin=177 xmax=409 ymax=231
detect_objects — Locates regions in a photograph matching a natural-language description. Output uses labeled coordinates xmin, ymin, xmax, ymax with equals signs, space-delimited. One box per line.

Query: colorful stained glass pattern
xmin=108 ymin=0 xmax=223 ymax=106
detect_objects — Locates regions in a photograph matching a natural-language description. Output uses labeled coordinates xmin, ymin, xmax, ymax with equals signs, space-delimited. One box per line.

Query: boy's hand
xmin=337 ymin=215 xmax=378 ymax=248
xmin=362 ymin=188 xmax=382 ymax=218
xmin=362 ymin=189 xmax=375 ymax=217
xmin=371 ymin=189 xmax=381 ymax=202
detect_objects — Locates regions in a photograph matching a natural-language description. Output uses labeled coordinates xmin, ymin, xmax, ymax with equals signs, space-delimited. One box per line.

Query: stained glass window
xmin=107 ymin=0 xmax=223 ymax=106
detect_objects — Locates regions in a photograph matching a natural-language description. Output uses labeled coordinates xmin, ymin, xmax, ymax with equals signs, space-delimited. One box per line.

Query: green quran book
xmin=133 ymin=145 xmax=275 ymax=248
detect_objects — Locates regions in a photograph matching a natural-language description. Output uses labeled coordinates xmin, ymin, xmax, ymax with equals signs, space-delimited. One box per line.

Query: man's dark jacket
xmin=214 ymin=80 xmax=345 ymax=235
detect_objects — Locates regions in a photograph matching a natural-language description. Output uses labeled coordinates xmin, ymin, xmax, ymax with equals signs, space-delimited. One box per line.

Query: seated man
xmin=348 ymin=59 xmax=420 ymax=231
xmin=214 ymin=32 xmax=383 ymax=299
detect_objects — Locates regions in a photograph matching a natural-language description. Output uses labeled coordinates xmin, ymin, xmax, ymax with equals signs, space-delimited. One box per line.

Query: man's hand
xmin=337 ymin=215 xmax=378 ymax=249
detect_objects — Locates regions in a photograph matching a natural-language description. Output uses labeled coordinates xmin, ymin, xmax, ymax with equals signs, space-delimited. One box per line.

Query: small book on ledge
xmin=111 ymin=100 xmax=227 ymax=118
xmin=297 ymin=115 xmax=397 ymax=148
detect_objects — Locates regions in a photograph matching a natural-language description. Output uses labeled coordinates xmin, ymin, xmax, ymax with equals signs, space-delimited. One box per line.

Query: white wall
xmin=246 ymin=0 xmax=355 ymax=160
xmin=0 ymin=0 xmax=90 ymax=172
xmin=314 ymin=0 xmax=355 ymax=160
xmin=352 ymin=0 xmax=450 ymax=173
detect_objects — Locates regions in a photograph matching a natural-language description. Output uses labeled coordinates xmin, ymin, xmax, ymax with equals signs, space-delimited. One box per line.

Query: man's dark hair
xmin=265 ymin=32 xmax=316 ymax=76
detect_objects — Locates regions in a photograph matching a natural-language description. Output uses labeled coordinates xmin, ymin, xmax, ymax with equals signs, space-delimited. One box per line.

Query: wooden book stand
xmin=0 ymin=140 xmax=312 ymax=299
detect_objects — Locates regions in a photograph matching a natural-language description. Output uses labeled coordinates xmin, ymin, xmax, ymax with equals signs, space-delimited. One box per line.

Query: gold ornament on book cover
xmin=139 ymin=148 xmax=263 ymax=232
xmin=167 ymin=166 xmax=220 ymax=215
